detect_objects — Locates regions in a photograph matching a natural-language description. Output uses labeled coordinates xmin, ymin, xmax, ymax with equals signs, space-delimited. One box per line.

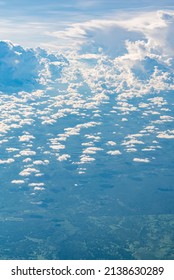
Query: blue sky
xmin=0 ymin=0 xmax=173 ymax=22
xmin=0 ymin=0 xmax=173 ymax=49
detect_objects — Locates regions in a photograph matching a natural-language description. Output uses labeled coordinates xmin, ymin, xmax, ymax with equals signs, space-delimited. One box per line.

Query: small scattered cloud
xmin=107 ymin=150 xmax=122 ymax=155
xmin=19 ymin=167 xmax=40 ymax=176
xmin=133 ymin=157 xmax=150 ymax=163
xmin=11 ymin=180 xmax=25 ymax=184
xmin=19 ymin=149 xmax=36 ymax=156
xmin=57 ymin=154 xmax=71 ymax=161
xmin=0 ymin=158 xmax=15 ymax=164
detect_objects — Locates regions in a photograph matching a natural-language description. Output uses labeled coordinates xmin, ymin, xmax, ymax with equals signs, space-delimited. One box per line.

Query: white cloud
xmin=0 ymin=9 xmax=173 ymax=182
xmin=20 ymin=149 xmax=36 ymax=156
xmin=133 ymin=158 xmax=150 ymax=163
xmin=28 ymin=183 xmax=45 ymax=187
xmin=19 ymin=134 xmax=35 ymax=142
xmin=126 ymin=148 xmax=137 ymax=152
xmin=11 ymin=180 xmax=25 ymax=184
xmin=57 ymin=154 xmax=71 ymax=161
xmin=107 ymin=150 xmax=122 ymax=155
xmin=48 ymin=10 xmax=174 ymax=56
xmin=106 ymin=141 xmax=117 ymax=146
xmin=33 ymin=187 xmax=45 ymax=191
xmin=22 ymin=158 xmax=32 ymax=163
xmin=83 ymin=147 xmax=103 ymax=154
xmin=50 ymin=144 xmax=65 ymax=151
xmin=6 ymin=148 xmax=19 ymax=152
xmin=0 ymin=41 xmax=68 ymax=93
xmin=33 ymin=160 xmax=49 ymax=165
xmin=157 ymin=132 xmax=174 ymax=139
xmin=122 ymin=139 xmax=144 ymax=147
xmin=79 ymin=155 xmax=95 ymax=164
xmin=19 ymin=168 xmax=39 ymax=176
xmin=0 ymin=158 xmax=15 ymax=164
xmin=82 ymin=142 xmax=94 ymax=146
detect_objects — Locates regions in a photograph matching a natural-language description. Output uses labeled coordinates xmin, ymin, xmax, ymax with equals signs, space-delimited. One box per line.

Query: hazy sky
xmin=0 ymin=0 xmax=173 ymax=49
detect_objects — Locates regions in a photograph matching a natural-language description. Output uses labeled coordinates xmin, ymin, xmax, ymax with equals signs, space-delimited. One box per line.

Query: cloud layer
xmin=0 ymin=10 xmax=174 ymax=186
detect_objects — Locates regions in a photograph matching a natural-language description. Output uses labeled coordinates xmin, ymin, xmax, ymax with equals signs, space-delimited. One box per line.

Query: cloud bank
xmin=0 ymin=10 xmax=174 ymax=101
xmin=0 ymin=41 xmax=68 ymax=93
xmin=48 ymin=10 xmax=174 ymax=56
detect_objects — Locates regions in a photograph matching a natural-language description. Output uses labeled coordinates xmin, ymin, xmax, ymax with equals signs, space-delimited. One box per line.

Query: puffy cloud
xmin=43 ymin=10 xmax=174 ymax=104
xmin=48 ymin=10 xmax=174 ymax=56
xmin=122 ymin=139 xmax=144 ymax=147
xmin=11 ymin=180 xmax=25 ymax=184
xmin=82 ymin=147 xmax=103 ymax=154
xmin=48 ymin=19 xmax=143 ymax=56
xmin=22 ymin=158 xmax=32 ymax=163
xmin=157 ymin=131 xmax=174 ymax=139
xmin=19 ymin=149 xmax=36 ymax=156
xmin=6 ymin=148 xmax=19 ymax=152
xmin=57 ymin=154 xmax=71 ymax=161
xmin=107 ymin=150 xmax=122 ymax=155
xmin=81 ymin=142 xmax=94 ymax=146
xmin=0 ymin=41 xmax=41 ymax=92
xmin=28 ymin=183 xmax=45 ymax=187
xmin=133 ymin=158 xmax=150 ymax=163
xmin=0 ymin=158 xmax=15 ymax=164
xmin=106 ymin=141 xmax=117 ymax=146
xmin=126 ymin=148 xmax=137 ymax=153
xmin=79 ymin=155 xmax=95 ymax=164
xmin=19 ymin=167 xmax=40 ymax=176
xmin=33 ymin=160 xmax=49 ymax=165
xmin=84 ymin=134 xmax=101 ymax=141
xmin=0 ymin=9 xmax=173 ymax=182
xmin=49 ymin=142 xmax=65 ymax=151
xmin=0 ymin=41 xmax=68 ymax=93
xmin=18 ymin=134 xmax=35 ymax=142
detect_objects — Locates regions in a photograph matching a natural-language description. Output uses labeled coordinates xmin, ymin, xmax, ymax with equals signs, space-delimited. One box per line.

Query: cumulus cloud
xmin=19 ymin=149 xmax=36 ymax=156
xmin=0 ymin=41 xmax=68 ymax=93
xmin=79 ymin=155 xmax=95 ymax=164
xmin=82 ymin=147 xmax=103 ymax=154
xmin=6 ymin=148 xmax=19 ymax=152
xmin=41 ymin=9 xmax=174 ymax=104
xmin=157 ymin=131 xmax=174 ymax=139
xmin=48 ymin=10 xmax=174 ymax=56
xmin=106 ymin=141 xmax=117 ymax=146
xmin=33 ymin=160 xmax=49 ymax=165
xmin=133 ymin=158 xmax=150 ymax=163
xmin=18 ymin=134 xmax=35 ymax=142
xmin=22 ymin=158 xmax=32 ymax=163
xmin=28 ymin=183 xmax=45 ymax=187
xmin=19 ymin=167 xmax=40 ymax=176
xmin=0 ymin=158 xmax=15 ymax=164
xmin=11 ymin=180 xmax=25 ymax=184
xmin=57 ymin=154 xmax=71 ymax=161
xmin=122 ymin=139 xmax=144 ymax=147
xmin=107 ymin=150 xmax=122 ymax=155
xmin=0 ymin=9 xmax=173 ymax=182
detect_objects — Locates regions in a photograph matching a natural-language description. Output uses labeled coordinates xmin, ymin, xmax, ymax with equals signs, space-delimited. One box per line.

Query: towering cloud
xmin=0 ymin=41 xmax=68 ymax=93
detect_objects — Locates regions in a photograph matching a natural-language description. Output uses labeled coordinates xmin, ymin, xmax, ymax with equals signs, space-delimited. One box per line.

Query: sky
xmin=0 ymin=0 xmax=173 ymax=50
